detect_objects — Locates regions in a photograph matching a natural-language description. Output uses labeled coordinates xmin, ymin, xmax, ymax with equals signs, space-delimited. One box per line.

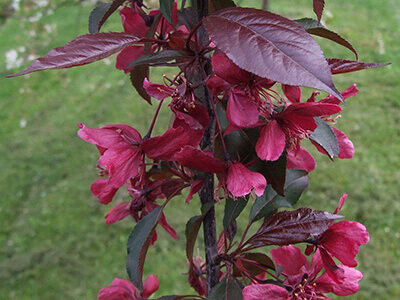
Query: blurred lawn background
xmin=1 ymin=0 xmax=399 ymax=299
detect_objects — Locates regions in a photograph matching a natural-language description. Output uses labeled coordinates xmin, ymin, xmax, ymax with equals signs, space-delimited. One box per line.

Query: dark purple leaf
xmin=249 ymin=169 xmax=309 ymax=223
xmin=88 ymin=0 xmax=125 ymax=34
xmin=177 ymin=7 xmax=198 ymax=32
xmin=328 ymin=58 xmax=390 ymax=75
xmin=159 ymin=0 xmax=174 ymax=26
xmin=233 ymin=253 xmax=275 ymax=277
xmin=313 ymin=0 xmax=325 ymax=24
xmin=130 ymin=65 xmax=151 ymax=104
xmin=210 ymin=0 xmax=236 ymax=12
xmin=203 ymin=7 xmax=344 ymax=102
xmin=309 ymin=117 xmax=339 ymax=159
xmin=7 ymin=32 xmax=142 ymax=77
xmin=125 ymin=50 xmax=183 ymax=69
xmin=247 ymin=207 xmax=343 ymax=247
xmin=296 ymin=18 xmax=358 ymax=59
xmin=185 ymin=202 xmax=214 ymax=271
xmin=251 ymin=153 xmax=287 ymax=196
xmin=126 ymin=206 xmax=163 ymax=292
xmin=207 ymin=278 xmax=243 ymax=300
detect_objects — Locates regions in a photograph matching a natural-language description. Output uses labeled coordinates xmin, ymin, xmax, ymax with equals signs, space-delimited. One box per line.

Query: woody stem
xmin=196 ymin=0 xmax=220 ymax=294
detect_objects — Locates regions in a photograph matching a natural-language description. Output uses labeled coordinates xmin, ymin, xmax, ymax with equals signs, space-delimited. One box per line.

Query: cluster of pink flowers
xmin=70 ymin=2 xmax=371 ymax=299
xmin=242 ymin=194 xmax=369 ymax=299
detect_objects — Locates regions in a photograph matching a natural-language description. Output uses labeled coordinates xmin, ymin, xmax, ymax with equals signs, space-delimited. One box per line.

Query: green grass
xmin=1 ymin=0 xmax=399 ymax=299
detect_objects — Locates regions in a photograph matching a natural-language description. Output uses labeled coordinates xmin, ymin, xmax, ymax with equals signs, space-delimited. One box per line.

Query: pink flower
xmin=243 ymin=245 xmax=362 ymax=300
xmin=207 ymin=51 xmax=275 ymax=128
xmin=116 ymin=3 xmax=179 ymax=73
xmin=305 ymin=194 xmax=369 ymax=281
xmin=78 ymin=124 xmax=143 ymax=188
xmin=255 ymin=102 xmax=341 ymax=161
xmin=78 ymin=124 xmax=188 ymax=189
xmin=143 ymin=78 xmax=209 ymax=147
xmin=103 ymin=177 xmax=177 ymax=239
xmin=308 ymin=84 xmax=359 ymax=159
xmin=175 ymin=146 xmax=267 ymax=198
xmin=98 ymin=275 xmax=159 ymax=300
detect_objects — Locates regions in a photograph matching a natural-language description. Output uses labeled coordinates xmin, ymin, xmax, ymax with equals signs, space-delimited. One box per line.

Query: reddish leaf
xmin=247 ymin=207 xmax=343 ymax=247
xmin=89 ymin=0 xmax=125 ymax=33
xmin=8 ymin=32 xmax=142 ymax=77
xmin=203 ymin=7 xmax=344 ymax=102
xmin=296 ymin=18 xmax=358 ymax=59
xmin=328 ymin=58 xmax=390 ymax=75
xmin=233 ymin=253 xmax=275 ymax=277
xmin=209 ymin=0 xmax=236 ymax=12
xmin=130 ymin=65 xmax=151 ymax=104
xmin=313 ymin=0 xmax=325 ymax=24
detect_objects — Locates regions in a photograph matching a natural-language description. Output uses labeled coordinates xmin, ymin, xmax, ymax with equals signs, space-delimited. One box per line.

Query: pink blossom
xmin=175 ymin=146 xmax=267 ymax=198
xmin=255 ymin=102 xmax=341 ymax=161
xmin=242 ymin=245 xmax=362 ymax=299
xmin=116 ymin=3 xmax=179 ymax=73
xmin=78 ymin=124 xmax=188 ymax=190
xmin=308 ymin=84 xmax=359 ymax=159
xmin=207 ymin=51 xmax=275 ymax=128
xmin=98 ymin=275 xmax=159 ymax=300
xmin=305 ymin=194 xmax=369 ymax=281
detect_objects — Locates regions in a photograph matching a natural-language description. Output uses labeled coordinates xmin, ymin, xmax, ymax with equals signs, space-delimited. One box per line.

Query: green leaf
xmin=207 ymin=278 xmax=243 ymax=300
xmin=125 ymin=50 xmax=183 ymax=70
xmin=210 ymin=0 xmax=236 ymax=12
xmin=126 ymin=206 xmax=163 ymax=292
xmin=159 ymin=0 xmax=174 ymax=26
xmin=88 ymin=0 xmax=125 ymax=34
xmin=295 ymin=18 xmax=358 ymax=59
xmin=130 ymin=65 xmax=151 ymax=104
xmin=185 ymin=202 xmax=214 ymax=267
xmin=251 ymin=153 xmax=287 ymax=196
xmin=223 ymin=197 xmax=247 ymax=233
xmin=249 ymin=169 xmax=309 ymax=223
xmin=309 ymin=117 xmax=339 ymax=159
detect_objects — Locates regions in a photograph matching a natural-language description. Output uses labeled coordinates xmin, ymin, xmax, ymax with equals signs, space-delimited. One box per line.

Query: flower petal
xmin=242 ymin=284 xmax=289 ymax=300
xmin=256 ymin=120 xmax=286 ymax=161
xmin=211 ymin=51 xmax=251 ymax=85
xmin=90 ymin=178 xmax=118 ymax=204
xmin=99 ymin=145 xmax=142 ymax=188
xmin=143 ymin=78 xmax=174 ymax=100
xmin=227 ymin=163 xmax=266 ymax=197
xmin=286 ymin=147 xmax=316 ymax=172
xmin=316 ymin=265 xmax=362 ymax=296
xmin=105 ymin=202 xmax=131 ymax=225
xmin=115 ymin=45 xmax=145 ymax=73
xmin=175 ymin=146 xmax=226 ymax=173
xmin=227 ymin=89 xmax=259 ymax=128
xmin=271 ymin=245 xmax=309 ymax=276
xmin=282 ymin=84 xmax=301 ymax=103
xmin=320 ymin=221 xmax=370 ymax=267
xmin=332 ymin=127 xmax=354 ymax=159
xmin=141 ymin=127 xmax=189 ymax=160
xmin=142 ymin=274 xmax=160 ymax=298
